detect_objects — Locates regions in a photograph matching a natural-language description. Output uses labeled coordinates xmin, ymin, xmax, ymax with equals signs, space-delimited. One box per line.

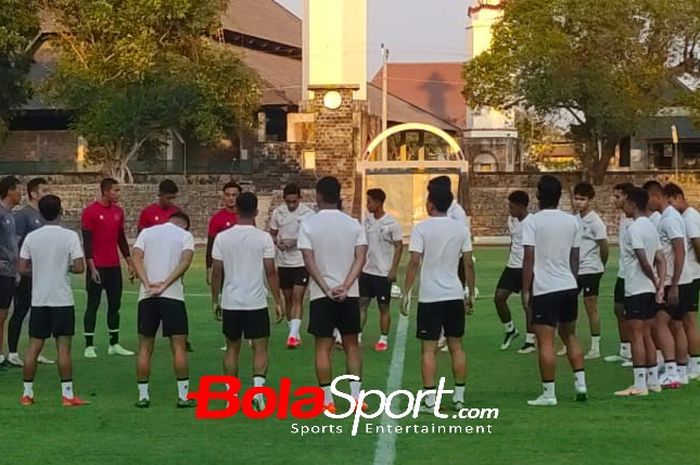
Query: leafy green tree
xmin=41 ymin=0 xmax=260 ymax=182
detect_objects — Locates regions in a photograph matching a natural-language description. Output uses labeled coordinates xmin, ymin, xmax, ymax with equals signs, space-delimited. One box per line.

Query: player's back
xmin=137 ymin=222 xmax=192 ymax=282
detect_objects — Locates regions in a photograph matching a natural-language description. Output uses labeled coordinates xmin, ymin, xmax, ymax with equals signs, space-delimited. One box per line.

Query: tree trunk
xmin=579 ymin=137 xmax=617 ymax=185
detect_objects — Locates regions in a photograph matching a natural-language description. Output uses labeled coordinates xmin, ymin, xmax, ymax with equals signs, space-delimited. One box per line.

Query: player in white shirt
xmin=269 ymin=184 xmax=314 ymax=349
xmin=570 ymin=182 xmax=609 ymax=360
xmin=403 ymin=186 xmax=475 ymax=411
xmin=522 ymin=175 xmax=587 ymax=406
xmin=494 ymin=190 xmax=534 ymax=352
xmin=18 ymin=195 xmax=88 ymax=407
xmin=131 ymin=212 xmax=196 ymax=409
xmin=606 ymin=183 xmax=635 ymax=365
xmin=664 ymin=183 xmax=700 ymax=380
xmin=211 ymin=193 xmax=284 ymax=412
xmin=614 ymin=188 xmax=666 ymax=397
xmin=359 ymin=188 xmax=403 ymax=352
xmin=644 ymin=180 xmax=692 ymax=387
xmin=298 ymin=177 xmax=368 ymax=414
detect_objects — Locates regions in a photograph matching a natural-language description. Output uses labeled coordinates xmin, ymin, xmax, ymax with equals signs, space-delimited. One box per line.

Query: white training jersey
xmin=683 ymin=207 xmax=700 ymax=280
xmin=269 ymin=203 xmax=315 ymax=268
xmin=363 ymin=213 xmax=403 ymax=277
xmin=576 ymin=210 xmax=608 ymax=275
xmin=622 ymin=216 xmax=661 ymax=297
xmin=506 ymin=215 xmax=526 ymax=269
xmin=618 ymin=215 xmax=634 ymax=279
xmin=658 ymin=206 xmax=693 ymax=286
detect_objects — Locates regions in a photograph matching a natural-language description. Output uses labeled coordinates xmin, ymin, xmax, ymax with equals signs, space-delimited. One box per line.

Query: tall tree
xmin=41 ymin=0 xmax=260 ymax=182
xmin=0 ymin=0 xmax=39 ymax=140
xmin=463 ymin=0 xmax=692 ymax=183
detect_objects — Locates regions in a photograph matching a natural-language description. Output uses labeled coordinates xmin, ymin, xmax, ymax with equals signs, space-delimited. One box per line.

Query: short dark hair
xmin=159 ymin=179 xmax=179 ymax=196
xmin=0 ymin=176 xmax=19 ymax=199
xmin=573 ymin=181 xmax=595 ymax=199
xmin=236 ymin=192 xmax=258 ymax=217
xmin=26 ymin=177 xmax=47 ymax=197
xmin=428 ymin=186 xmax=453 ymax=213
xmin=663 ymin=182 xmax=685 ymax=199
xmin=223 ymin=181 xmax=242 ymax=193
xmin=283 ymin=184 xmax=301 ymax=197
xmin=428 ymin=175 xmax=451 ymax=191
xmin=38 ymin=194 xmax=62 ymax=221
xmin=100 ymin=178 xmax=119 ymax=195
xmin=366 ymin=188 xmax=386 ymax=203
xmin=316 ymin=176 xmax=341 ymax=204
xmin=613 ymin=182 xmax=635 ymax=194
xmin=170 ymin=211 xmax=191 ymax=229
xmin=626 ymin=187 xmax=649 ymax=212
xmin=537 ymin=174 xmax=562 ymax=208
xmin=508 ymin=190 xmax=529 ymax=207
xmin=643 ymin=180 xmax=663 ymax=194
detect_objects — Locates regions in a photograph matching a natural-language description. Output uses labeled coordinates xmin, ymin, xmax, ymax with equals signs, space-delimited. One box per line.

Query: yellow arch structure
xmin=362 ymin=122 xmax=465 ymax=161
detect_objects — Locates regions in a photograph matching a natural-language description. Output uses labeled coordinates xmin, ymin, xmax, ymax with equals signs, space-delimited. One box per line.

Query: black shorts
xmin=661 ymin=284 xmax=695 ymax=320
xmin=532 ymin=289 xmax=578 ymax=327
xmin=0 ymin=275 xmax=15 ymax=309
xmin=690 ymin=279 xmax=700 ymax=312
xmin=138 ymin=298 xmax=188 ymax=337
xmin=578 ymin=273 xmax=603 ymax=298
xmin=614 ymin=278 xmax=625 ymax=305
xmin=359 ymin=273 xmax=392 ymax=304
xmin=496 ymin=267 xmax=522 ymax=293
xmin=308 ymin=298 xmax=360 ymax=338
xmin=223 ymin=308 xmax=270 ymax=341
xmin=14 ymin=275 xmax=31 ymax=309
xmin=29 ymin=306 xmax=75 ymax=339
xmin=278 ymin=267 xmax=309 ymax=290
xmin=624 ymin=293 xmax=656 ymax=320
xmin=417 ymin=300 xmax=466 ymax=340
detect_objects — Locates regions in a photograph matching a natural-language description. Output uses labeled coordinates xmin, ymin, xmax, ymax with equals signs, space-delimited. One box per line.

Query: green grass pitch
xmin=1 ymin=247 xmax=697 ymax=465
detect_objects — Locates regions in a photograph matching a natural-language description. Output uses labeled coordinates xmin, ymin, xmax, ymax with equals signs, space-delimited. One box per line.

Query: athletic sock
xmin=138 ymin=381 xmax=149 ymax=401
xmin=379 ymin=334 xmax=389 ymax=344
xmin=290 ymin=319 xmax=302 ymax=338
xmin=85 ymin=334 xmax=94 ymax=347
xmin=590 ymin=335 xmax=600 ymax=352
xmin=423 ymin=387 xmax=437 ymax=406
xmin=453 ymin=383 xmax=465 ymax=403
xmin=357 ymin=333 xmax=363 ymax=344
xmin=664 ymin=360 xmax=678 ymax=379
xmin=690 ymin=355 xmax=700 ymax=372
xmin=620 ymin=342 xmax=631 ymax=359
xmin=349 ymin=378 xmax=362 ymax=401
xmin=677 ymin=364 xmax=687 ymax=380
xmin=177 ymin=378 xmax=189 ymax=401
xmin=109 ymin=330 xmax=119 ymax=346
xmin=504 ymin=320 xmax=515 ymax=333
xmin=574 ymin=370 xmax=587 ymax=392
xmin=23 ymin=380 xmax=34 ymax=398
xmin=542 ymin=381 xmax=556 ymax=399
xmin=647 ymin=365 xmax=659 ymax=386
xmin=61 ymin=380 xmax=74 ymax=400
xmin=656 ymin=350 xmax=664 ymax=365
xmin=525 ymin=333 xmax=535 ymax=344
xmin=320 ymin=384 xmax=333 ymax=405
xmin=253 ymin=375 xmax=266 ymax=388
xmin=633 ymin=367 xmax=647 ymax=390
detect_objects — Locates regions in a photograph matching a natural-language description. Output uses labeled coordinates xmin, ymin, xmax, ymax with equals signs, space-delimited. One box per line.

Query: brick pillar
xmin=308 ymin=85 xmax=361 ymax=217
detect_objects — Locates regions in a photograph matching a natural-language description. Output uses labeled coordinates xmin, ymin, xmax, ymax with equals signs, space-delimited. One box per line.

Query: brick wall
xmin=0 ymin=130 xmax=78 ymax=162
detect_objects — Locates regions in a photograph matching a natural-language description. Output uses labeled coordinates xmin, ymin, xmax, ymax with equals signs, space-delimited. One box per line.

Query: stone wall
xmin=0 ymin=130 xmax=78 ymax=163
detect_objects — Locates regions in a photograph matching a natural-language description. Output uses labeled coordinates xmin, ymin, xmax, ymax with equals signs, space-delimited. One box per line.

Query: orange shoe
xmin=62 ymin=396 xmax=90 ymax=407
xmin=324 ymin=403 xmax=336 ymax=414
xmin=286 ymin=336 xmax=301 ymax=349
xmin=20 ymin=395 xmax=34 ymax=406
xmin=374 ymin=341 xmax=389 ymax=352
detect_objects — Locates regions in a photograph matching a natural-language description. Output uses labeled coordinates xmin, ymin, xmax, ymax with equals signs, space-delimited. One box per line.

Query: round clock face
xmin=323 ymin=91 xmax=343 ymax=110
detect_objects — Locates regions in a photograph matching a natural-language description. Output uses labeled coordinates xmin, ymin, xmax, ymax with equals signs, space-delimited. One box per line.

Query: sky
xmin=276 ymin=0 xmax=470 ymax=78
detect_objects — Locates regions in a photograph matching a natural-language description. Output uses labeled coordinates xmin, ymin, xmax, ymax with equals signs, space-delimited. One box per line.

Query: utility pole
xmin=381 ymin=43 xmax=389 ymax=161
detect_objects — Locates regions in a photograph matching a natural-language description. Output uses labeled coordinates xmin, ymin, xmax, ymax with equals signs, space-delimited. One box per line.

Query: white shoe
xmin=604 ymin=354 xmax=626 ymax=363
xmin=614 ymin=386 xmax=648 ymax=397
xmin=418 ymin=402 xmax=437 ymax=414
xmin=108 ymin=344 xmax=134 ymax=356
xmin=648 ymin=384 xmax=662 ymax=393
xmin=84 ymin=346 xmax=97 ymax=359
xmin=584 ymin=349 xmax=600 ymax=360
xmin=7 ymin=353 xmax=23 ymax=367
xmin=679 ymin=374 xmax=689 ymax=385
xmin=38 ymin=355 xmax=55 ymax=365
xmin=688 ymin=370 xmax=700 ymax=381
xmin=220 ymin=345 xmax=227 ymax=351
xmin=253 ymin=394 xmax=266 ymax=412
xmin=659 ymin=374 xmax=682 ymax=389
xmin=621 ymin=360 xmax=633 ymax=367
xmin=527 ymin=395 xmax=557 ymax=406
xmin=556 ymin=346 xmax=567 ymax=356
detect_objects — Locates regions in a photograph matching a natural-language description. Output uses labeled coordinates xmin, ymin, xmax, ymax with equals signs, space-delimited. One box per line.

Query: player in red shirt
xmin=206 ymin=181 xmax=241 ymax=285
xmin=82 ymin=178 xmax=135 ymax=358
xmin=137 ymin=179 xmax=180 ymax=233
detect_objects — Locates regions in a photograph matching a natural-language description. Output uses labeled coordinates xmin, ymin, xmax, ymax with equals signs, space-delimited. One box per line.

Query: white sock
xmin=321 ymin=385 xmax=333 ymax=404
xmin=138 ymin=382 xmax=149 ymax=401
xmin=423 ymin=389 xmax=437 ymax=406
xmin=358 ymin=332 xmax=363 ymax=344
xmin=290 ymin=319 xmax=301 ymax=338
xmin=23 ymin=381 xmax=34 ymax=398
xmin=453 ymin=384 xmax=465 ymax=403
xmin=61 ymin=380 xmax=74 ymax=400
xmin=664 ymin=361 xmax=678 ymax=379
xmin=177 ymin=379 xmax=189 ymax=401
xmin=333 ymin=328 xmax=342 ymax=343
xmin=574 ymin=370 xmax=587 ymax=391
xmin=542 ymin=381 xmax=556 ymax=399
xmin=647 ymin=365 xmax=659 ymax=386
xmin=9 ymin=352 xmax=18 ymax=358
xmin=0 ymin=354 xmax=5 ymax=364
xmin=379 ymin=334 xmax=388 ymax=344
xmin=349 ymin=379 xmax=362 ymax=400
xmin=253 ymin=375 xmax=266 ymax=388
xmin=677 ymin=364 xmax=687 ymax=380
xmin=525 ymin=333 xmax=535 ymax=344
xmin=656 ymin=350 xmax=664 ymax=365
xmin=690 ymin=356 xmax=700 ymax=372
xmin=620 ymin=342 xmax=631 ymax=359
xmin=633 ymin=367 xmax=647 ymax=390
xmin=590 ymin=336 xmax=600 ymax=352
xmin=504 ymin=320 xmax=515 ymax=333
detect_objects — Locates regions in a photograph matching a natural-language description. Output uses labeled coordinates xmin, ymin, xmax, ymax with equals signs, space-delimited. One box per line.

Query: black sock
xmin=85 ymin=335 xmax=94 ymax=347
xmin=109 ymin=331 xmax=119 ymax=345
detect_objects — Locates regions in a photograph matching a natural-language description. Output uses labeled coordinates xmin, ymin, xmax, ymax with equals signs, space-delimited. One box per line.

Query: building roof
xmin=370 ymin=62 xmax=467 ymax=129
xmin=221 ymin=0 xmax=301 ymax=48
xmin=229 ymin=45 xmax=302 ymax=106
xmin=637 ymin=116 xmax=700 ymax=140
